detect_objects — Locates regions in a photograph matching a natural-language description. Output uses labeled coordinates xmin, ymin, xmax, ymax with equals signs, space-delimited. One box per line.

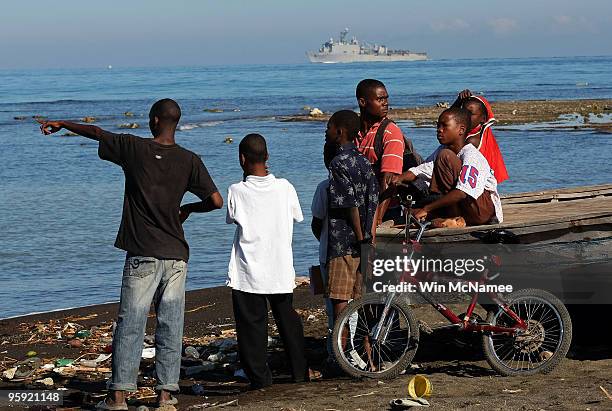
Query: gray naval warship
xmin=307 ymin=28 xmax=427 ymax=63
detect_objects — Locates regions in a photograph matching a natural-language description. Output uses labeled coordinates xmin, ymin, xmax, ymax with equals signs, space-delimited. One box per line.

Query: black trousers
xmin=231 ymin=289 xmax=307 ymax=388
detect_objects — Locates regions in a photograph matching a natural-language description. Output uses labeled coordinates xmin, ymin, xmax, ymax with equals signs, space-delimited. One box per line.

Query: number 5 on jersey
xmin=460 ymin=165 xmax=479 ymax=188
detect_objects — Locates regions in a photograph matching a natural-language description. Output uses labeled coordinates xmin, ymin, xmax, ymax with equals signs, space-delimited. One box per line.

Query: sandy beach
xmin=1 ymin=284 xmax=612 ymax=410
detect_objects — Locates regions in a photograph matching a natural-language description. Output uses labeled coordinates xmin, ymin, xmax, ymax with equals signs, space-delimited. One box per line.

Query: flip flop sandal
xmin=308 ymin=368 xmax=323 ymax=382
xmin=390 ymin=398 xmax=430 ymax=409
xmin=95 ymin=399 xmax=128 ymax=411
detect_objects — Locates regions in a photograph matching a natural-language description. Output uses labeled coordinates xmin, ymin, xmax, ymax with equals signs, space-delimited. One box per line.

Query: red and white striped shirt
xmin=356 ymin=120 xmax=405 ymax=175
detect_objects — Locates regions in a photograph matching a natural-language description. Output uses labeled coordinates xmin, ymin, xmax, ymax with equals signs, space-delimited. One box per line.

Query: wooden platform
xmin=377 ymin=184 xmax=612 ymax=244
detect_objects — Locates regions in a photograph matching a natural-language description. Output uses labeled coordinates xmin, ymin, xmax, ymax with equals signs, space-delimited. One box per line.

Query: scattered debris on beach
xmin=279 ymin=99 xmax=612 ymax=131
xmin=309 ymin=107 xmax=324 ymax=117
xmin=0 ymin=283 xmax=333 ymax=409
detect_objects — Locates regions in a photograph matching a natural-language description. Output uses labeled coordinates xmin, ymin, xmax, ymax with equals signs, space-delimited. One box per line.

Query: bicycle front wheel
xmin=332 ymin=294 xmax=419 ymax=379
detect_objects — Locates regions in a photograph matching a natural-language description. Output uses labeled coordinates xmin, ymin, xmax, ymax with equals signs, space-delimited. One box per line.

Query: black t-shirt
xmin=98 ymin=131 xmax=217 ymax=262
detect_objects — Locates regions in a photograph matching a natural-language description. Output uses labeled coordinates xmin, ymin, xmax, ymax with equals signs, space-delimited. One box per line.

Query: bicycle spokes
xmin=337 ymin=303 xmax=412 ymax=374
xmin=488 ymin=297 xmax=563 ymax=372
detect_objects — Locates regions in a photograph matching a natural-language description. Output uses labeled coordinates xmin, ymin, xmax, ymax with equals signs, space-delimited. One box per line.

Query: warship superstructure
xmin=307 ymin=28 xmax=427 ymax=63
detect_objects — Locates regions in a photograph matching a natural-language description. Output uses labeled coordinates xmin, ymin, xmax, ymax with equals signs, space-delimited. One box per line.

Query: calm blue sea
xmin=1 ymin=57 xmax=611 ymax=318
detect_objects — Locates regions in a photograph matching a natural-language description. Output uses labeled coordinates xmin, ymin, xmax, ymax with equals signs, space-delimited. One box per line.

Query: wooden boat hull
xmin=377 ymin=184 xmax=612 ymax=244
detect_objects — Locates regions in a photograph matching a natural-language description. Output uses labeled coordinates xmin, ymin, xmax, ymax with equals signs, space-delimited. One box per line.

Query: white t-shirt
xmin=409 ymin=145 xmax=503 ymax=223
xmin=226 ymin=174 xmax=304 ymax=294
xmin=311 ymin=179 xmax=329 ymax=265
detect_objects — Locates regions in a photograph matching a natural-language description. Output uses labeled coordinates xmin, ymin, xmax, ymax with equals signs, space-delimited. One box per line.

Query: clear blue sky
xmin=2 ymin=0 xmax=611 ymax=69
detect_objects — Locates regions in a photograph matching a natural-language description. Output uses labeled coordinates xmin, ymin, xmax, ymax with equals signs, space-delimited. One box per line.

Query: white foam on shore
xmin=0 ymin=300 xmax=119 ymax=321
xmin=178 ymin=121 xmax=224 ymax=131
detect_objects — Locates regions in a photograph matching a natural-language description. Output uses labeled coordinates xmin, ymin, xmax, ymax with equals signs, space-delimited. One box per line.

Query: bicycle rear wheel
xmin=482 ymin=288 xmax=572 ymax=376
xmin=332 ymin=294 xmax=419 ymax=379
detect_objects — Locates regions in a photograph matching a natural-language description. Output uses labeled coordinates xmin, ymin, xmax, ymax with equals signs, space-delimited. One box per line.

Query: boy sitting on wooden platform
xmin=393 ymin=108 xmax=503 ymax=226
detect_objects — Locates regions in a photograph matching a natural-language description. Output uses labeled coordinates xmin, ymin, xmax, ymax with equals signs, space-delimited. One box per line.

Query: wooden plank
xmin=501 ymin=184 xmax=612 ymax=205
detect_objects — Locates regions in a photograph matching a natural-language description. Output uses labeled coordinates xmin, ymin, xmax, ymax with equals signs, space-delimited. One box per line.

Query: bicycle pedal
xmin=418 ymin=320 xmax=434 ymax=335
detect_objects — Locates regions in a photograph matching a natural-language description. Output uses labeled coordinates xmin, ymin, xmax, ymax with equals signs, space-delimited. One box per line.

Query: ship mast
xmin=340 ymin=28 xmax=349 ymax=44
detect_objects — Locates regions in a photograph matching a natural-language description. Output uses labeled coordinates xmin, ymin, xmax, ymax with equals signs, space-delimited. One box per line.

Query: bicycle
xmin=331 ymin=193 xmax=573 ymax=379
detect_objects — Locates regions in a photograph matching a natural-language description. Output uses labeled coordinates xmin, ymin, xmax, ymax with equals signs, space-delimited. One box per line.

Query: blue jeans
xmin=109 ymin=255 xmax=187 ymax=392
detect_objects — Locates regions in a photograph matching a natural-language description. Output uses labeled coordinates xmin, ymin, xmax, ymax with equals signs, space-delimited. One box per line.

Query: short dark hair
xmin=239 ymin=133 xmax=268 ymax=163
xmin=464 ymin=97 xmax=487 ymax=118
xmin=150 ymin=98 xmax=181 ymax=125
xmin=329 ymin=110 xmax=360 ymax=140
xmin=441 ymin=107 xmax=471 ymax=130
xmin=356 ymin=79 xmax=386 ymax=99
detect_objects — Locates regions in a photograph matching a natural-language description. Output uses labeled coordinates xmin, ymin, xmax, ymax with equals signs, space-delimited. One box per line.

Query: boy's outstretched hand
xmin=38 ymin=119 xmax=63 ymax=135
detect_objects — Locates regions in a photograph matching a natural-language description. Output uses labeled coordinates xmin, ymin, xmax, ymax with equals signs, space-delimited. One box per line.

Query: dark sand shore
xmin=281 ymin=98 xmax=612 ymax=132
xmin=1 ymin=285 xmax=612 ymax=410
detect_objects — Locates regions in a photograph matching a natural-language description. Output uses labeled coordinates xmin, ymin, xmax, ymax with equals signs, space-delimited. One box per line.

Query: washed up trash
xmin=390 ymin=398 xmax=430 ymax=408
xmin=207 ymin=353 xmax=224 ymax=362
xmin=233 ymin=368 xmax=248 ymax=380
xmin=144 ymin=335 xmax=155 ymax=346
xmin=183 ymin=361 xmax=215 ymax=377
xmin=136 ymin=406 xmax=150 ymax=411
xmin=35 ymin=377 xmax=54 ymax=387
xmin=192 ymin=383 xmax=206 ymax=396
xmin=53 ymin=366 xmax=76 ymax=377
xmin=69 ymin=339 xmax=83 ymax=348
xmin=224 ymin=352 xmax=238 ymax=363
xmin=435 ymin=102 xmax=450 ymax=108
xmin=212 ymin=338 xmax=237 ymax=352
xmin=55 ymin=358 xmax=74 ymax=367
xmin=408 ymin=375 xmax=432 ymax=399
xmin=600 ymin=385 xmax=612 ymax=401
xmin=42 ymin=363 xmax=55 ymax=370
xmin=502 ymin=388 xmax=523 ymax=394
xmin=2 ymin=367 xmax=17 ymax=380
xmin=141 ymin=347 xmax=156 ymax=359
xmin=184 ymin=346 xmax=200 ymax=359
xmin=26 ymin=350 xmax=37 ymax=357
xmin=539 ymin=350 xmax=553 ymax=361
xmin=75 ymin=329 xmax=91 ymax=339
xmin=119 ymin=122 xmax=140 ymax=129
xmin=309 ymin=108 xmax=324 ymax=116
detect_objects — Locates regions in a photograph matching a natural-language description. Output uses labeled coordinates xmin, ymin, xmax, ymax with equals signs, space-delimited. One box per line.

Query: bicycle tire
xmin=482 ymin=288 xmax=572 ymax=376
xmin=332 ymin=294 xmax=419 ymax=379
